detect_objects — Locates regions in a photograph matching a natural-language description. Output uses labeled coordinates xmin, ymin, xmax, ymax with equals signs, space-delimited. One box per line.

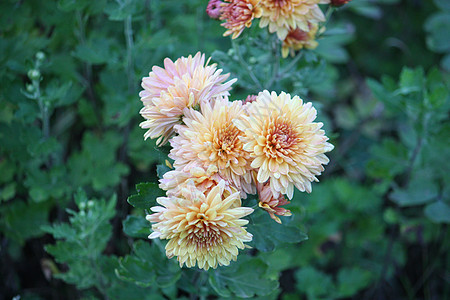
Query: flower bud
xmin=87 ymin=200 xmax=95 ymax=209
xmin=330 ymin=0 xmax=351 ymax=7
xmin=26 ymin=84 xmax=35 ymax=93
xmin=79 ymin=202 xmax=86 ymax=210
xmin=28 ymin=69 xmax=41 ymax=80
xmin=206 ymin=0 xmax=223 ymax=19
xmin=36 ymin=51 xmax=46 ymax=61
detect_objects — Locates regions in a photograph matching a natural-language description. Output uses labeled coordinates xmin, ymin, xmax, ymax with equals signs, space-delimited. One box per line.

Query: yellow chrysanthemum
xmin=146 ymin=181 xmax=253 ymax=270
xmin=258 ymin=0 xmax=328 ymax=40
xmin=139 ymin=52 xmax=236 ymax=145
xmin=234 ymin=90 xmax=334 ymax=199
xmin=220 ymin=0 xmax=263 ymax=39
xmin=281 ymin=23 xmax=319 ymax=58
xmin=169 ymin=98 xmax=255 ymax=197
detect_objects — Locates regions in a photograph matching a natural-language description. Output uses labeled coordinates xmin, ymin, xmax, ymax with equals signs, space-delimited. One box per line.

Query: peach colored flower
xmin=258 ymin=0 xmax=328 ymax=40
xmin=257 ymin=179 xmax=292 ymax=224
xmin=146 ymin=181 xmax=253 ymax=270
xmin=234 ymin=90 xmax=334 ymax=199
xmin=160 ymin=164 xmax=233 ymax=198
xmin=220 ymin=0 xmax=263 ymax=39
xmin=139 ymin=52 xmax=236 ymax=145
xmin=169 ymin=98 xmax=255 ymax=197
xmin=281 ymin=23 xmax=319 ymax=58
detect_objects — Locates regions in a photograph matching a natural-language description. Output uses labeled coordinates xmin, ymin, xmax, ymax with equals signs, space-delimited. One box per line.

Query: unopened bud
xmin=28 ymin=69 xmax=41 ymax=80
xmin=87 ymin=200 xmax=94 ymax=209
xmin=26 ymin=84 xmax=35 ymax=93
xmin=36 ymin=51 xmax=46 ymax=61
xmin=330 ymin=0 xmax=351 ymax=7
xmin=79 ymin=202 xmax=86 ymax=210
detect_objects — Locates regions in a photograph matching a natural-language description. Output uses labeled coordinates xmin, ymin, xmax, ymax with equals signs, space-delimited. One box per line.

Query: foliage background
xmin=0 ymin=0 xmax=449 ymax=299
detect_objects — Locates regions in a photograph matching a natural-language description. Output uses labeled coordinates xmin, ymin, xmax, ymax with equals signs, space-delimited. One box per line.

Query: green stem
xmin=283 ymin=51 xmax=304 ymax=76
xmin=232 ymin=39 xmax=263 ymax=90
xmin=124 ymin=15 xmax=135 ymax=94
xmin=265 ymin=37 xmax=280 ymax=89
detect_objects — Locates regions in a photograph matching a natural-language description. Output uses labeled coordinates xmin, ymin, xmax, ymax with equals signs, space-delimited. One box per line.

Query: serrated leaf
xmin=209 ymin=258 xmax=278 ymax=298
xmin=247 ymin=210 xmax=308 ymax=252
xmin=116 ymin=255 xmax=156 ymax=287
xmin=128 ymin=182 xmax=165 ymax=209
xmin=123 ymin=215 xmax=150 ymax=238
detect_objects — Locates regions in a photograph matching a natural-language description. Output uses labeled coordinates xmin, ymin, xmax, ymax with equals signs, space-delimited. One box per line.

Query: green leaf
xmin=209 ymin=257 xmax=278 ymax=298
xmin=425 ymin=12 xmax=450 ymax=53
xmin=424 ymin=201 xmax=450 ymax=223
xmin=0 ymin=200 xmax=51 ymax=244
xmin=295 ymin=267 xmax=335 ymax=299
xmin=116 ymin=255 xmax=156 ymax=287
xmin=122 ymin=215 xmax=150 ymax=239
xmin=128 ymin=182 xmax=165 ymax=209
xmin=389 ymin=175 xmax=439 ymax=207
xmin=247 ymin=210 xmax=308 ymax=252
xmin=336 ymin=267 xmax=373 ymax=298
xmin=116 ymin=240 xmax=181 ymax=288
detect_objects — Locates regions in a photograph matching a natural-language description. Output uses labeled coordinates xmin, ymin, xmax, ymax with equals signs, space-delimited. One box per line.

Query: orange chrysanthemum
xmin=281 ymin=23 xmax=319 ymax=58
xmin=147 ymin=181 xmax=253 ymax=270
xmin=259 ymin=0 xmax=328 ymax=40
xmin=234 ymin=90 xmax=334 ymax=199
xmin=220 ymin=0 xmax=263 ymax=39
xmin=139 ymin=52 xmax=236 ymax=145
xmin=169 ymin=98 xmax=255 ymax=197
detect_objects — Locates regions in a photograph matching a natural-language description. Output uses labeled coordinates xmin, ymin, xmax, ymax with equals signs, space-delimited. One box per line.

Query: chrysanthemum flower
xmin=139 ymin=52 xmax=236 ymax=145
xmin=257 ymin=179 xmax=292 ymax=224
xmin=146 ymin=181 xmax=253 ymax=270
xmin=207 ymin=0 xmax=223 ymax=19
xmin=281 ymin=23 xmax=319 ymax=58
xmin=234 ymin=90 xmax=334 ymax=199
xmin=160 ymin=164 xmax=233 ymax=198
xmin=169 ymin=98 xmax=255 ymax=197
xmin=259 ymin=0 xmax=329 ymax=40
xmin=220 ymin=0 xmax=263 ymax=39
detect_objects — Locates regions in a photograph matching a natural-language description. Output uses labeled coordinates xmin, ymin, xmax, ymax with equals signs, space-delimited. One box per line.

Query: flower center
xmin=265 ymin=119 xmax=299 ymax=157
xmin=215 ymin=124 xmax=241 ymax=157
xmin=191 ymin=223 xmax=222 ymax=249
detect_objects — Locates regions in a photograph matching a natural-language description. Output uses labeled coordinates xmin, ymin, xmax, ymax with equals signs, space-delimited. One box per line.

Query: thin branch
xmin=232 ymin=39 xmax=263 ymax=90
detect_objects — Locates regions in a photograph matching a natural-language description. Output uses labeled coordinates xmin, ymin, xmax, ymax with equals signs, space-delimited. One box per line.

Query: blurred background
xmin=0 ymin=0 xmax=449 ymax=299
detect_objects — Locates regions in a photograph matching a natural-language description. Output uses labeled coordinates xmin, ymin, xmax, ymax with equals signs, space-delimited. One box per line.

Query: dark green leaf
xmin=209 ymin=257 xmax=278 ymax=298
xmin=122 ymin=215 xmax=150 ymax=239
xmin=128 ymin=182 xmax=165 ymax=209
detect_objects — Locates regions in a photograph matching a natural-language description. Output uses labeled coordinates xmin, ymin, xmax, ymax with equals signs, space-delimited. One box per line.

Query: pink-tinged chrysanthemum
xmin=257 ymin=179 xmax=292 ymax=224
xmin=169 ymin=98 xmax=255 ymax=197
xmin=234 ymin=90 xmax=334 ymax=199
xmin=259 ymin=0 xmax=329 ymax=40
xmin=207 ymin=0 xmax=223 ymax=19
xmin=139 ymin=52 xmax=236 ymax=145
xmin=160 ymin=164 xmax=233 ymax=198
xmin=220 ymin=0 xmax=263 ymax=39
xmin=146 ymin=181 xmax=253 ymax=270
xmin=281 ymin=23 xmax=319 ymax=58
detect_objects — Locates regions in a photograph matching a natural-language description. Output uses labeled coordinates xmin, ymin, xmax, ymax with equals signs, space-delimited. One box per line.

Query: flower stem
xmin=232 ymin=39 xmax=263 ymax=90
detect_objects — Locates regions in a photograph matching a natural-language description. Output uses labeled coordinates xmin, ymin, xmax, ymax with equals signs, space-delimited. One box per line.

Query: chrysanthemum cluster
xmin=207 ymin=0 xmax=336 ymax=58
xmin=141 ymin=53 xmax=333 ymax=270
